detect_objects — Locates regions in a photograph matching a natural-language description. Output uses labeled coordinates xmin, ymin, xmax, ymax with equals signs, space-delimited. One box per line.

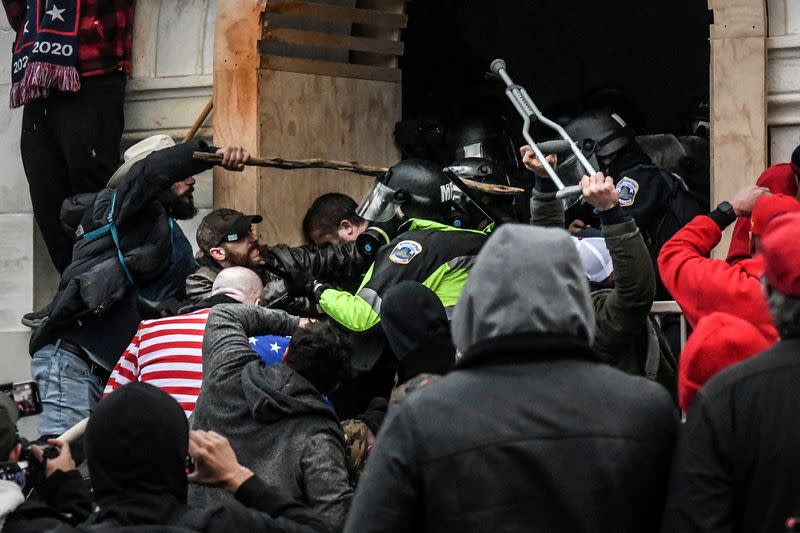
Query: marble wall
xmin=768 ymin=0 xmax=800 ymax=162
xmin=0 ymin=1 xmax=218 ymax=386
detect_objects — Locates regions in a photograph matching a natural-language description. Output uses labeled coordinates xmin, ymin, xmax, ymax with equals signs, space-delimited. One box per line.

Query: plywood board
xmin=256 ymin=69 xmax=401 ymax=244
xmin=213 ymin=0 xmax=265 ymax=217
xmin=213 ymin=68 xmax=261 ymax=215
xmin=267 ymin=0 xmax=407 ymax=28
xmin=261 ymin=54 xmax=401 ymax=82
xmin=710 ymin=34 xmax=767 ymax=256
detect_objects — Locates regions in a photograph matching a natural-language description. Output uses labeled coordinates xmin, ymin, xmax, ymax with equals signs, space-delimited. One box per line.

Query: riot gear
xmin=356 ymin=159 xmax=456 ymax=258
xmin=444 ymin=157 xmax=515 ymax=226
xmin=445 ymin=115 xmax=519 ymax=173
xmin=564 ymin=111 xmax=635 ymax=158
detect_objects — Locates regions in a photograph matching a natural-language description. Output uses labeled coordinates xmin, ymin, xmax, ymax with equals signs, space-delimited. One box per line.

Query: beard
xmin=169 ymin=192 xmax=198 ymax=220
xmin=225 ymin=244 xmax=263 ymax=269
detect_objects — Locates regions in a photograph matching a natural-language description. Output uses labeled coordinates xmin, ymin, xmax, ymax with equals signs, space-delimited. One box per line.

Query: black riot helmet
xmin=564 ymin=110 xmax=635 ymax=158
xmin=357 ymin=159 xmax=453 ymax=223
xmin=444 ymin=157 xmax=515 ymax=226
xmin=445 ymin=115 xmax=519 ymax=173
xmin=355 ymin=159 xmax=455 ymax=258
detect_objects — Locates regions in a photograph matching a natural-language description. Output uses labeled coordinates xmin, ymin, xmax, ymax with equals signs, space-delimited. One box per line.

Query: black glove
xmin=282 ymin=270 xmax=316 ymax=299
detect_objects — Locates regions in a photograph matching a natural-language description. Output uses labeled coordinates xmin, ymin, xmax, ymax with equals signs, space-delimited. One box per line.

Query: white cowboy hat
xmin=107 ymin=134 xmax=176 ymax=187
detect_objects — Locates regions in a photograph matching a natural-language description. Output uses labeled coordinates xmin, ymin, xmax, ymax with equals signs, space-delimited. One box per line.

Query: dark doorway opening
xmin=401 ymin=0 xmax=710 ymax=137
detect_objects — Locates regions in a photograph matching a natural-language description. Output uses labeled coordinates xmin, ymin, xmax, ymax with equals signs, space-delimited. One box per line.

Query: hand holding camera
xmin=31 ymin=439 xmax=73 ymax=478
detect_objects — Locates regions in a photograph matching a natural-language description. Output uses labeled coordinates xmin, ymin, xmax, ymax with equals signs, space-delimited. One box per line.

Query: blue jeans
xmin=31 ymin=344 xmax=104 ymax=437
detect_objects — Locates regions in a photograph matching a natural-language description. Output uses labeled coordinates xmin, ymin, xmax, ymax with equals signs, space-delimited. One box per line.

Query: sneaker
xmin=21 ymin=308 xmax=50 ymax=328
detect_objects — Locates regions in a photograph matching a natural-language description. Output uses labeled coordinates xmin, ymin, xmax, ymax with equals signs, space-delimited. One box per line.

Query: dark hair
xmin=285 ymin=321 xmax=351 ymax=393
xmin=302 ymin=193 xmax=364 ymax=241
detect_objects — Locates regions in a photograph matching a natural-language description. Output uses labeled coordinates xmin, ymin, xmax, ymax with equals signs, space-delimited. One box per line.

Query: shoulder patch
xmin=389 ymin=240 xmax=423 ymax=264
xmin=616 ymin=177 xmax=640 ymax=207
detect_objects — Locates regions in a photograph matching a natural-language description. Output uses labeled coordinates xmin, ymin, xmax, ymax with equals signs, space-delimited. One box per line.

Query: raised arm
xmin=202 ymin=304 xmax=299 ymax=379
xmin=582 ymin=174 xmax=656 ymax=357
xmin=520 ymin=145 xmax=565 ymax=228
xmin=658 ymin=185 xmax=773 ymax=332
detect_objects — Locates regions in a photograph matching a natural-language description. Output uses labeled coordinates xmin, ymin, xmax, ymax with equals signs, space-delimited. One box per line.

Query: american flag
xmin=249 ymin=335 xmax=291 ymax=366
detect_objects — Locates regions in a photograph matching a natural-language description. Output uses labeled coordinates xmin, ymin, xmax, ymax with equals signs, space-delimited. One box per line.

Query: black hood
xmin=381 ymin=281 xmax=455 ymax=379
xmin=87 ymin=382 xmax=189 ymax=524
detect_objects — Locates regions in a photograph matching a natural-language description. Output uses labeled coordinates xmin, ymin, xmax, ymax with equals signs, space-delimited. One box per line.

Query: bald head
xmin=211 ymin=267 xmax=263 ymax=305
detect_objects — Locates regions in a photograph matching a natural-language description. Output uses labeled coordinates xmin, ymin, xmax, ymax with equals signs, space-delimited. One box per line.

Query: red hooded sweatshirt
xmin=726 ymin=164 xmax=798 ymax=264
xmin=658 ymin=215 xmax=778 ymax=343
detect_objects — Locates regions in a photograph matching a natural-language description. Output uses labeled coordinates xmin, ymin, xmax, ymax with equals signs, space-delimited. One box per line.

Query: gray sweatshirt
xmin=189 ymin=304 xmax=352 ymax=532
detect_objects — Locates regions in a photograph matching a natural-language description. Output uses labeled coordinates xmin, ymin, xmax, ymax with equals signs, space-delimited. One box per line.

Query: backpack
xmin=59 ymin=191 xmax=174 ymax=286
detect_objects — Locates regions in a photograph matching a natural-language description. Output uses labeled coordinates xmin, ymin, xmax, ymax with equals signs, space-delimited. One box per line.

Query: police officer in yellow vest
xmin=285 ymin=159 xmax=503 ymax=405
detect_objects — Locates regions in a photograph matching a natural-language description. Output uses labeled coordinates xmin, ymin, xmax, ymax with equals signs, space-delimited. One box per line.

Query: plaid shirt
xmin=2 ymin=0 xmax=133 ymax=77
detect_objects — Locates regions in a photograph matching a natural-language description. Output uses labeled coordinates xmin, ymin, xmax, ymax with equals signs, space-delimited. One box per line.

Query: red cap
xmin=761 ymin=211 xmax=800 ymax=297
xmin=750 ymin=194 xmax=800 ymax=236
xmin=679 ymin=312 xmax=771 ymax=412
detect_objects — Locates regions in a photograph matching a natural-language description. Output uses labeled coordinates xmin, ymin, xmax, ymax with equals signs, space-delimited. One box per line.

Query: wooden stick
xmin=192 ymin=151 xmax=388 ymax=177
xmin=182 ymin=98 xmax=214 ymax=143
xmin=193 ymin=152 xmax=526 ymax=195
xmin=459 ymin=177 xmax=524 ymax=195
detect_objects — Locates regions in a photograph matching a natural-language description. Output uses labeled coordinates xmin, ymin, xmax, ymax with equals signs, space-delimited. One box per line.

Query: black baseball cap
xmin=196 ymin=208 xmax=263 ymax=253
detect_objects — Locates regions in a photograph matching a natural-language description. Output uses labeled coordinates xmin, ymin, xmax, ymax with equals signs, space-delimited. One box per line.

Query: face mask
xmin=355 ymin=217 xmax=404 ymax=259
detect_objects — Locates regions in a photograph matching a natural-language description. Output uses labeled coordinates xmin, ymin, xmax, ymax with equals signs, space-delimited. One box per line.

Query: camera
xmin=0 ymin=380 xmax=43 ymax=418
xmin=0 ymin=439 xmax=59 ymax=490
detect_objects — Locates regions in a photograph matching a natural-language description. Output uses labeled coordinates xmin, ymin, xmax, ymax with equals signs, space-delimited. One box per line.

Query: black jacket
xmin=662 ymin=338 xmax=800 ymax=533
xmin=3 ymin=470 xmax=93 ymax=533
xmin=344 ymin=224 xmax=678 ymax=533
xmin=8 ymin=473 xmax=328 ymax=533
xmin=184 ymin=243 xmax=367 ymax=315
xmin=604 ymin=148 xmax=703 ymax=300
xmin=30 ymin=140 xmax=214 ymax=367
xmin=7 ymin=381 xmax=327 ymax=533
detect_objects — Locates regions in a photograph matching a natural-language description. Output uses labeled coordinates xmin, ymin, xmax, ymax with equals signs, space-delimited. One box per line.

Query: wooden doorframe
xmin=708 ymin=0 xmax=768 ymax=253
xmin=212 ymin=1 xmax=770 ymax=251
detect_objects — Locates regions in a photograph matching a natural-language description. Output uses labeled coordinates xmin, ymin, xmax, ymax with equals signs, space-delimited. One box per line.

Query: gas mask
xmin=354 ymin=181 xmax=411 ymax=259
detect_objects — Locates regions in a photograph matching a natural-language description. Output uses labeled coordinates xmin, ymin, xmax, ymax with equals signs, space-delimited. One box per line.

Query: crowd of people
xmin=4 ymin=2 xmax=800 ymax=532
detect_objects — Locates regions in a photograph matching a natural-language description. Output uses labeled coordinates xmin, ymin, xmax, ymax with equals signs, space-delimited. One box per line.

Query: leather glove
xmin=282 ymin=270 xmax=316 ymax=299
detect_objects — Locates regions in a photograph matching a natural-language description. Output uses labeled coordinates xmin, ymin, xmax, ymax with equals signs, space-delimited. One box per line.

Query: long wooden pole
xmin=182 ymin=98 xmax=215 ymax=143
xmin=193 ymin=151 xmax=388 ymax=177
xmin=192 ymin=152 xmax=524 ymax=194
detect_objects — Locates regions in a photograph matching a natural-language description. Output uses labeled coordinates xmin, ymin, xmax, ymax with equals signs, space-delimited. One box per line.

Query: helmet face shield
xmin=357 ymin=181 xmax=401 ymax=223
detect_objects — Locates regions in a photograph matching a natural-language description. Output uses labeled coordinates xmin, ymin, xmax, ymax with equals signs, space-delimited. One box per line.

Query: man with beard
xmin=185 ymin=208 xmax=368 ymax=314
xmin=28 ymin=135 xmax=249 ymax=438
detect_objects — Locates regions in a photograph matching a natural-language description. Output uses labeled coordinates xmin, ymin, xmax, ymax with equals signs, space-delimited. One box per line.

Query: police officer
xmin=555 ymin=110 xmax=703 ymax=299
xmin=287 ymin=158 xmax=495 ymax=409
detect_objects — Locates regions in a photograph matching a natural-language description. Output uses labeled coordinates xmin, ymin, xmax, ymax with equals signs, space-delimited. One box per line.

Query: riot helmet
xmin=564 ymin=110 xmax=634 ymax=158
xmin=445 ymin=115 xmax=519 ymax=173
xmin=356 ymin=159 xmax=455 ymax=258
xmin=444 ymin=157 xmax=516 ymax=226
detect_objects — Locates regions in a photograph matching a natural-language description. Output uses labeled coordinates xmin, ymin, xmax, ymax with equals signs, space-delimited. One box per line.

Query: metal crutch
xmin=490 ymin=58 xmax=595 ymax=200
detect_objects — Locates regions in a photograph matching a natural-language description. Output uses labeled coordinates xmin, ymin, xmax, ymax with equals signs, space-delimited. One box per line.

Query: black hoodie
xmin=29 ymin=382 xmax=327 ymax=532
xmin=381 ymin=281 xmax=456 ymax=381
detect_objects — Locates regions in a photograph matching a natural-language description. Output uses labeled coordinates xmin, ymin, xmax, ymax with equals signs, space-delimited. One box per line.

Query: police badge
xmin=616 ymin=177 xmax=640 ymax=207
xmin=389 ymin=240 xmax=423 ymax=264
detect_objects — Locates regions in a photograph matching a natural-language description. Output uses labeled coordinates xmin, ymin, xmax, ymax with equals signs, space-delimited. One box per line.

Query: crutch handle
xmin=555 ymin=185 xmax=583 ymax=199
xmin=536 ymin=140 xmax=571 ymax=154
